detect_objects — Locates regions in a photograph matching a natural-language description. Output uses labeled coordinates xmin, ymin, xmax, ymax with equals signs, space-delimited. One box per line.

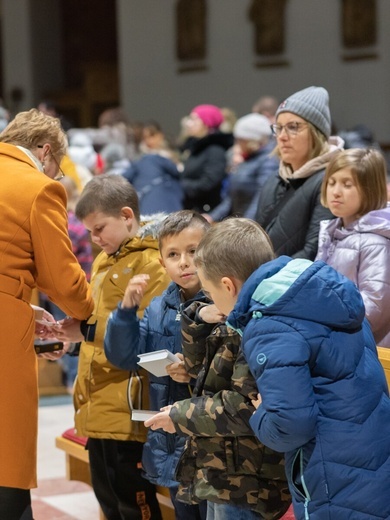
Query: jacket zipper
xmin=290 ymin=448 xmax=311 ymax=518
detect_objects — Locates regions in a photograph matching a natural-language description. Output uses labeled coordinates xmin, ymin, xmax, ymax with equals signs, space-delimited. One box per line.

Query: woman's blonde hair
xmin=194 ymin=217 xmax=275 ymax=283
xmin=272 ymin=122 xmax=329 ymax=163
xmin=0 ymin=108 xmax=68 ymax=161
xmin=321 ymin=148 xmax=388 ymax=214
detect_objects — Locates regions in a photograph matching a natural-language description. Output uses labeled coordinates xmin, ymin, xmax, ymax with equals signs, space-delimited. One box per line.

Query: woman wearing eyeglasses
xmin=0 ymin=109 xmax=94 ymax=520
xmin=255 ymin=86 xmax=344 ymax=259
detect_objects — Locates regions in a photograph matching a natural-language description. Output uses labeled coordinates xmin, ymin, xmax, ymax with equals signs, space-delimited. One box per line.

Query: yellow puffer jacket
xmin=74 ymin=218 xmax=170 ymax=441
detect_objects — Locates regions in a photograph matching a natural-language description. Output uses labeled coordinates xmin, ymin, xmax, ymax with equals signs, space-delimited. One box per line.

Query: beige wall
xmin=1 ymin=0 xmax=389 ymax=144
xmin=117 ymin=0 xmax=390 ymax=143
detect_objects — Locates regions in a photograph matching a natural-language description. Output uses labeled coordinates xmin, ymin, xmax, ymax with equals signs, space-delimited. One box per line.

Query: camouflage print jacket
xmin=169 ymin=302 xmax=291 ymax=519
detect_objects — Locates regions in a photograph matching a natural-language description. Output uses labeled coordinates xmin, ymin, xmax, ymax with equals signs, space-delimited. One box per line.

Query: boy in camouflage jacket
xmin=146 ymin=300 xmax=291 ymax=519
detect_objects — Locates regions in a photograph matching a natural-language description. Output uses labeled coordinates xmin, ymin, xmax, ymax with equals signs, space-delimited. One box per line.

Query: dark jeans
xmin=0 ymin=487 xmax=33 ymax=520
xmin=87 ymin=438 xmax=162 ymax=520
xmin=169 ymin=486 xmax=207 ymax=520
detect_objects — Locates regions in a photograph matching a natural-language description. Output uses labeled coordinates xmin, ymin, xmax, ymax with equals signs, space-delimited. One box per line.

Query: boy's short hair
xmin=158 ymin=210 xmax=210 ymax=251
xmin=321 ymin=148 xmax=388 ymax=214
xmin=194 ymin=218 xmax=275 ymax=283
xmin=76 ymin=174 xmax=140 ymax=222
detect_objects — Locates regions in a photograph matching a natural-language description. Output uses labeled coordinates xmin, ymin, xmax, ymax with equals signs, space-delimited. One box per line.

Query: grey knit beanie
xmin=275 ymin=86 xmax=331 ymax=138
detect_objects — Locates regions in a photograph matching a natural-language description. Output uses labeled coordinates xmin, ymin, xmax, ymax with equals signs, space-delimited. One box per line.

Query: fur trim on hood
xmin=138 ymin=212 xmax=167 ymax=240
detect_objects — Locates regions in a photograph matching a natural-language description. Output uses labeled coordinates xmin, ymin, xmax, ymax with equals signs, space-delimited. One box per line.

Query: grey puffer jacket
xmin=316 ymin=206 xmax=390 ymax=347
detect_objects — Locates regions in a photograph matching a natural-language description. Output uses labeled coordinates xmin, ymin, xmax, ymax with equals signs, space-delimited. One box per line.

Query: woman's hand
xmin=35 ymin=309 xmax=57 ymax=339
xmin=38 ymin=341 xmax=73 ymax=360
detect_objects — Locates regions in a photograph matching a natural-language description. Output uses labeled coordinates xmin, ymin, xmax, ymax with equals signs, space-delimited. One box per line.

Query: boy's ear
xmin=121 ymin=206 xmax=134 ymax=221
xmin=221 ymin=276 xmax=242 ymax=297
xmin=158 ymin=257 xmax=166 ymax=269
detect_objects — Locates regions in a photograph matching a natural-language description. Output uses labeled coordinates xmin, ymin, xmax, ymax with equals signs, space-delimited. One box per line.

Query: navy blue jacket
xmin=123 ymin=154 xmax=183 ymax=214
xmin=104 ymin=282 xmax=206 ymax=487
xmin=228 ymin=256 xmax=390 ymax=519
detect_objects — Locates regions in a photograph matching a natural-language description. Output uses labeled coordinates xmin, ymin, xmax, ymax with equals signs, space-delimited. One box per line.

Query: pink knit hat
xmin=191 ymin=104 xmax=224 ymax=129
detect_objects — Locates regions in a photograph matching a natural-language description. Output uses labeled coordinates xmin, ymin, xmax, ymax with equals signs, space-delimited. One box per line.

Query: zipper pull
xmin=304 ymin=499 xmax=309 ymax=519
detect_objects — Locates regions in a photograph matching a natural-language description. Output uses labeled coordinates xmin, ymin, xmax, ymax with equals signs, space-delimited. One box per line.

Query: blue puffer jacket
xmin=227 ymin=256 xmax=390 ymax=520
xmin=104 ymin=282 xmax=206 ymax=487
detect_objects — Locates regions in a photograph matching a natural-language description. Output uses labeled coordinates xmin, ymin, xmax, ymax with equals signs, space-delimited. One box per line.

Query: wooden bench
xmin=377 ymin=346 xmax=390 ymax=389
xmin=55 ymin=431 xmax=175 ymax=520
xmin=38 ymin=358 xmax=68 ymax=396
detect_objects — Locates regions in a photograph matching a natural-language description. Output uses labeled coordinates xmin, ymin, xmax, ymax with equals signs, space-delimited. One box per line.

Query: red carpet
xmin=281 ymin=505 xmax=295 ymax=519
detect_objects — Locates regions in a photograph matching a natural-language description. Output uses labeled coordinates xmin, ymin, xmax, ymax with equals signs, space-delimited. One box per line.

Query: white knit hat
xmin=68 ymin=132 xmax=97 ymax=170
xmin=233 ymin=114 xmax=271 ymax=141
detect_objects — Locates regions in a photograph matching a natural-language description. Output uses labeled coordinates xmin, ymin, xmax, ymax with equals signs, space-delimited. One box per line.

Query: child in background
xmin=104 ymin=210 xmax=210 ymax=520
xmin=61 ymin=176 xmax=93 ymax=281
xmin=180 ymin=217 xmax=390 ymax=520
xmin=62 ymin=174 xmax=170 ymax=520
xmin=316 ymin=147 xmax=390 ymax=347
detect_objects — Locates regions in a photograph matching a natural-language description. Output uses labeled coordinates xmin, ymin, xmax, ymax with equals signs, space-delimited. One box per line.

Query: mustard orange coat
xmin=0 ymin=143 xmax=94 ymax=489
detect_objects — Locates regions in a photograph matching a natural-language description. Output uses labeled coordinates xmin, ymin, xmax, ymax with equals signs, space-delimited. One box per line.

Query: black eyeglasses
xmin=37 ymin=145 xmax=65 ymax=181
xmin=270 ymin=122 xmax=308 ymax=137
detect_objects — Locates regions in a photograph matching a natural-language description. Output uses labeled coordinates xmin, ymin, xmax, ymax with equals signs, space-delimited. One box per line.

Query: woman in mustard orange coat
xmin=0 ymin=109 xmax=94 ymax=520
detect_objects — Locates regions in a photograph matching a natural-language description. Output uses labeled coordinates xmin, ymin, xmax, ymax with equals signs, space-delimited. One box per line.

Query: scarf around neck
xmin=279 ymin=136 xmax=344 ymax=182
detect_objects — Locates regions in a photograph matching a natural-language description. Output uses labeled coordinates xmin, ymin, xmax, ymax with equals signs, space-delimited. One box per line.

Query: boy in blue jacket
xmin=104 ymin=210 xmax=210 ymax=520
xmin=175 ymin=217 xmax=390 ymax=520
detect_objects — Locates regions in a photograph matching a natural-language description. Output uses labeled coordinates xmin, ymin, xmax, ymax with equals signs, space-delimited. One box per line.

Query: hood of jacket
xmin=227 ymin=256 xmax=365 ymax=334
xmin=320 ymin=205 xmax=390 ymax=242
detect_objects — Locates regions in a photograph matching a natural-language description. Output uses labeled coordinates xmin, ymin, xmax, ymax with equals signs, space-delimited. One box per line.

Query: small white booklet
xmin=137 ymin=349 xmax=181 ymax=377
xmin=131 ymin=410 xmax=159 ymax=422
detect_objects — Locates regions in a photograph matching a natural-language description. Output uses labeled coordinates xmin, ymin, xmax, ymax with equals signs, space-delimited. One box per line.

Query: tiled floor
xmin=32 ymin=396 xmax=100 ymax=520
xmin=33 ymin=395 xmax=295 ymax=520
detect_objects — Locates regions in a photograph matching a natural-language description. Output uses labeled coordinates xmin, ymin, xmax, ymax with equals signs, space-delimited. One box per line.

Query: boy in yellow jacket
xmin=58 ymin=174 xmax=170 ymax=520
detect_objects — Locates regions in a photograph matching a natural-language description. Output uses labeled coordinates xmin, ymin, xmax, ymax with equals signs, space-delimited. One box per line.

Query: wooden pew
xmin=377 ymin=346 xmax=390 ymax=389
xmin=55 ymin=431 xmax=175 ymax=520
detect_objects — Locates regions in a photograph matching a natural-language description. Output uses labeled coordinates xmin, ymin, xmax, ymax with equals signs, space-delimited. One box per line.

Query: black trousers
xmin=87 ymin=438 xmax=162 ymax=520
xmin=0 ymin=487 xmax=33 ymax=520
